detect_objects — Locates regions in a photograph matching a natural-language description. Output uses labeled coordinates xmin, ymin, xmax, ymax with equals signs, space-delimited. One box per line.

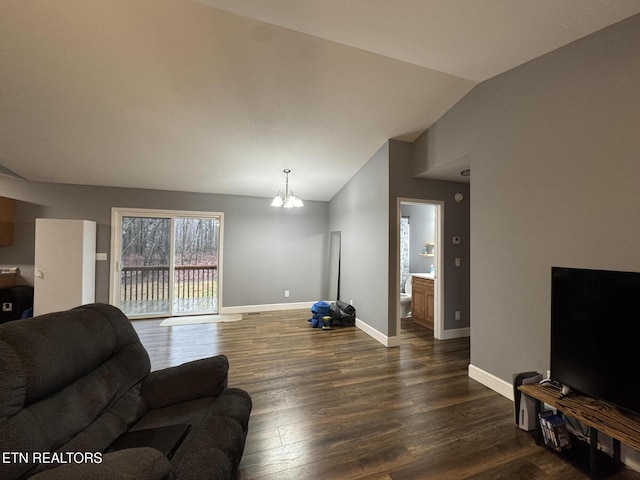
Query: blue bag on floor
xmin=309 ymin=301 xmax=331 ymax=328
xmin=311 ymin=301 xmax=330 ymax=315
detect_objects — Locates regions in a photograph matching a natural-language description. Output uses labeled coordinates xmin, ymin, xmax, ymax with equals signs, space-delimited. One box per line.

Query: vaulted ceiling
xmin=2 ymin=1 xmax=639 ymax=200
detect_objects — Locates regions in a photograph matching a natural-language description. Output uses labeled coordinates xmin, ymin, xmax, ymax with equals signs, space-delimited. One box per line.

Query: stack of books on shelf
xmin=539 ymin=411 xmax=572 ymax=451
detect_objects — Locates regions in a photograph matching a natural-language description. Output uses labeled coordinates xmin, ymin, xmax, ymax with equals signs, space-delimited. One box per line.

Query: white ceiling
xmin=2 ymin=1 xmax=639 ymax=200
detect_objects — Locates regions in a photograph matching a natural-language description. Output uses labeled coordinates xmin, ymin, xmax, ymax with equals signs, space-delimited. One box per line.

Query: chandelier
xmin=270 ymin=169 xmax=304 ymax=208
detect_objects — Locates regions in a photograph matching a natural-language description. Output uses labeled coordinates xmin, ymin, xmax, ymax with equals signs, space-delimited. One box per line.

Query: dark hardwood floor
xmin=133 ymin=310 xmax=640 ymax=480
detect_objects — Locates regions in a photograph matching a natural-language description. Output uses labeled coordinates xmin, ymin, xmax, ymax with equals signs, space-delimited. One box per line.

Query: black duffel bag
xmin=330 ymin=301 xmax=356 ymax=327
xmin=335 ymin=300 xmax=356 ymax=316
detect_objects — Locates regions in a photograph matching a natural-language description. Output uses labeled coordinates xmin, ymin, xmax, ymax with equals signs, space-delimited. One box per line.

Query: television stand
xmin=519 ymin=383 xmax=640 ymax=479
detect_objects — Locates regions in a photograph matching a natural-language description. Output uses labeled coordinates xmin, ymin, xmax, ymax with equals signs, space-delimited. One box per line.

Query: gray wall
xmin=425 ymin=14 xmax=640 ymax=382
xmin=0 ymin=175 xmax=329 ymax=308
xmin=329 ymin=142 xmax=390 ymax=335
xmin=389 ymin=140 xmax=470 ymax=336
xmin=327 ymin=139 xmax=470 ymax=340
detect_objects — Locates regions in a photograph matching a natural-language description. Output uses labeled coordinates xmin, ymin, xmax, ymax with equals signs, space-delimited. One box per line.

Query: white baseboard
xmin=360 ymin=323 xmax=469 ymax=347
xmin=468 ymin=364 xmax=514 ymax=401
xmin=219 ymin=304 xmax=465 ymax=351
xmin=220 ymin=301 xmax=314 ymax=315
xmin=439 ymin=327 xmax=470 ymax=340
xmin=356 ymin=319 xmax=399 ymax=347
xmin=220 ymin=305 xmax=398 ymax=349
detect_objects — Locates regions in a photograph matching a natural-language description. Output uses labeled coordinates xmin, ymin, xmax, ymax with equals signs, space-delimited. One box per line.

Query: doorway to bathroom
xmin=397 ymin=199 xmax=443 ymax=339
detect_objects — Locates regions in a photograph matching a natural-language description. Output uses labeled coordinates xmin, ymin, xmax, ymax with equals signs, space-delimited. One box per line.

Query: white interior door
xmin=34 ymin=219 xmax=96 ymax=316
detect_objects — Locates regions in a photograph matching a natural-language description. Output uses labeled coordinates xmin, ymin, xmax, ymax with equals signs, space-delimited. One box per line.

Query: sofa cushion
xmin=169 ymin=414 xmax=246 ymax=480
xmin=132 ymin=389 xmax=251 ymax=436
xmin=1 ymin=304 xmax=148 ymax=405
xmin=130 ymin=393 xmax=251 ymax=479
xmin=172 ymin=447 xmax=233 ymax=480
xmin=28 ymin=448 xmax=173 ymax=480
xmin=142 ymin=356 xmax=229 ymax=410
xmin=204 ymin=388 xmax=252 ymax=434
xmin=0 ymin=303 xmax=252 ymax=480
xmin=131 ymin=397 xmax=219 ymax=431
xmin=0 ymin=304 xmax=151 ymax=479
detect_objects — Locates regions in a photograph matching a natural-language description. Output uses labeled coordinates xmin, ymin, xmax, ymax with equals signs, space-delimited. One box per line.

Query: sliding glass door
xmin=111 ymin=208 xmax=222 ymax=318
xmin=173 ymin=217 xmax=219 ymax=314
xmin=119 ymin=216 xmax=172 ymax=316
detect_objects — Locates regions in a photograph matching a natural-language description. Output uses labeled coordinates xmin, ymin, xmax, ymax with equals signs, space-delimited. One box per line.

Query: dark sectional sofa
xmin=0 ymin=303 xmax=252 ymax=480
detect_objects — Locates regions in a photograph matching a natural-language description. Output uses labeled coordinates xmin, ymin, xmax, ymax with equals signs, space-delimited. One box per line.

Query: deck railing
xmin=121 ymin=265 xmax=217 ymax=302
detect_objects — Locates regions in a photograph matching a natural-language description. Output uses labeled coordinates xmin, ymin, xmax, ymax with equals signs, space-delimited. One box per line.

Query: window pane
xmin=120 ymin=217 xmax=171 ymax=316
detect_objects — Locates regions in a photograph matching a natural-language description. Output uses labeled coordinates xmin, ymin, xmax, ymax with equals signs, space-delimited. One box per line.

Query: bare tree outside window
xmin=119 ymin=215 xmax=220 ymax=316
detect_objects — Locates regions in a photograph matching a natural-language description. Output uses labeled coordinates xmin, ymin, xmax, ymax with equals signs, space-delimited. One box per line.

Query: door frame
xmin=396 ymin=198 xmax=444 ymax=340
xmin=109 ymin=207 xmax=224 ymax=318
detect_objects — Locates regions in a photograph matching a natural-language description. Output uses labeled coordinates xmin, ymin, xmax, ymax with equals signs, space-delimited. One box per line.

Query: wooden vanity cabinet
xmin=411 ymin=276 xmax=434 ymax=330
xmin=0 ymin=196 xmax=15 ymax=246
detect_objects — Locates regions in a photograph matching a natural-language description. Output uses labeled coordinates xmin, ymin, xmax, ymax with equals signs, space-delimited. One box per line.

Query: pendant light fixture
xmin=271 ymin=169 xmax=304 ymax=208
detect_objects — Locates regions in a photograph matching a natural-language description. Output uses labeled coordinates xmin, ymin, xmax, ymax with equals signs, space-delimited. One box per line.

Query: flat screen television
xmin=551 ymin=266 xmax=640 ymax=416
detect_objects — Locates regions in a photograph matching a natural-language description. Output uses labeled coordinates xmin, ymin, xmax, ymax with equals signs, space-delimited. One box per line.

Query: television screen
xmin=551 ymin=266 xmax=640 ymax=415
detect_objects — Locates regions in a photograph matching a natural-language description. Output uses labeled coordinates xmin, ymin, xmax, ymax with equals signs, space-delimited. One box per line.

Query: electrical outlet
xmin=284 ymin=290 xmax=290 ymax=298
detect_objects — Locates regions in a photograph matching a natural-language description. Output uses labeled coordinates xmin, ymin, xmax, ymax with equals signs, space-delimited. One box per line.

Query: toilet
xmin=400 ymin=275 xmax=412 ymax=317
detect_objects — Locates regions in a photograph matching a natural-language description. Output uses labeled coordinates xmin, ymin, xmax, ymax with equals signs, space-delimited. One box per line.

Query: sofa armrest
xmin=142 ymin=355 xmax=229 ymax=410
xmin=28 ymin=448 xmax=172 ymax=480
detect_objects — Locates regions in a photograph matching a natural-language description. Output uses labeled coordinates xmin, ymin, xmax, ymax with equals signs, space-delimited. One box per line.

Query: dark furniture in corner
xmin=0 ymin=285 xmax=34 ymax=323
xmin=0 ymin=303 xmax=252 ymax=480
xmin=519 ymin=383 xmax=640 ymax=479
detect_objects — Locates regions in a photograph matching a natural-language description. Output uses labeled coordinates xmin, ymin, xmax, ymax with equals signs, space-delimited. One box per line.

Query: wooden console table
xmin=519 ymin=383 xmax=640 ymax=479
